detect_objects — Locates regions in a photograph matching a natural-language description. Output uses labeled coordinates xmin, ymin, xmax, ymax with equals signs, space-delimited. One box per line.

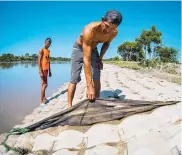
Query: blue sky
xmin=0 ymin=1 xmax=181 ymax=60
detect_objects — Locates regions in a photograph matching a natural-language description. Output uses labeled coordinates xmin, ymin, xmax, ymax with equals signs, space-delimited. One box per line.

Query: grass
xmin=103 ymin=60 xmax=182 ymax=85
xmin=169 ymin=77 xmax=182 ymax=85
xmin=103 ymin=60 xmax=144 ymax=70
xmin=165 ymin=67 xmax=178 ymax=75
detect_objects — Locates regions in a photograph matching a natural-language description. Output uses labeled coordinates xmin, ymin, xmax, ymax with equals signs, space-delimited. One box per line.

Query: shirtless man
xmin=68 ymin=10 xmax=122 ymax=107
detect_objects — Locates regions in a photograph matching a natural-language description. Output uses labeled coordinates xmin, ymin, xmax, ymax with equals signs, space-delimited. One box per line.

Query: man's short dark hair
xmin=45 ymin=38 xmax=52 ymax=43
xmin=103 ymin=10 xmax=122 ymax=26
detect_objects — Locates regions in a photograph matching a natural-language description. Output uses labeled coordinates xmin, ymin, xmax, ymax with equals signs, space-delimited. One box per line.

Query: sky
xmin=0 ymin=1 xmax=181 ymax=60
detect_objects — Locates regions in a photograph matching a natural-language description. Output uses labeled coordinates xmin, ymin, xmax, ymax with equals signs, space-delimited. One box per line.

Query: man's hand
xmin=39 ymin=70 xmax=44 ymax=80
xmin=86 ymin=85 xmax=95 ymax=101
xmin=49 ymin=71 xmax=52 ymax=77
xmin=96 ymin=58 xmax=103 ymax=70
xmin=39 ymin=70 xmax=43 ymax=78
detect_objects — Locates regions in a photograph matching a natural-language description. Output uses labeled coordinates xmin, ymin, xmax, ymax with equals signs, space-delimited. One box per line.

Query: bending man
xmin=68 ymin=10 xmax=122 ymax=107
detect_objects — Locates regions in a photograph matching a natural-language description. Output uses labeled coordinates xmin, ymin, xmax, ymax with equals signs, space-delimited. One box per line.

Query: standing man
xmin=68 ymin=10 xmax=122 ymax=107
xmin=38 ymin=38 xmax=52 ymax=106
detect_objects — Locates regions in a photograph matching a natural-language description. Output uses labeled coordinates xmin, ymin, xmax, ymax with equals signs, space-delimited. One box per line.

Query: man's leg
xmin=41 ymin=83 xmax=47 ymax=103
xmin=68 ymin=42 xmax=83 ymax=107
xmin=40 ymin=70 xmax=48 ymax=104
xmin=40 ymin=81 xmax=44 ymax=103
xmin=68 ymin=82 xmax=77 ymax=108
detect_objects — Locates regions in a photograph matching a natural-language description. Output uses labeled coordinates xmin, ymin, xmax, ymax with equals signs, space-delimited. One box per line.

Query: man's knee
xmin=69 ymin=82 xmax=77 ymax=88
xmin=43 ymin=83 xmax=48 ymax=88
xmin=70 ymin=76 xmax=81 ymax=84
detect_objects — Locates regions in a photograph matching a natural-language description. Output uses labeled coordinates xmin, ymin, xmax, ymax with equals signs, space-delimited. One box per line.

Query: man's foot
xmin=43 ymin=98 xmax=48 ymax=102
xmin=68 ymin=104 xmax=72 ymax=108
xmin=39 ymin=103 xmax=46 ymax=108
xmin=42 ymin=98 xmax=49 ymax=104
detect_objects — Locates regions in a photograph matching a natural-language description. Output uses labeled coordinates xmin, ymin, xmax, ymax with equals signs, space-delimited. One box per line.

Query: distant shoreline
xmin=0 ymin=60 xmax=71 ymax=63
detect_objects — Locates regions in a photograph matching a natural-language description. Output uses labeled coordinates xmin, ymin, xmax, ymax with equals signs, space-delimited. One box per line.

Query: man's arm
xmin=82 ymin=27 xmax=95 ymax=100
xmin=99 ymin=30 xmax=118 ymax=60
xmin=99 ymin=42 xmax=110 ymax=60
xmin=83 ymin=42 xmax=92 ymax=87
xmin=38 ymin=49 xmax=43 ymax=76
xmin=49 ymin=54 xmax=52 ymax=77
xmin=49 ymin=62 xmax=51 ymax=72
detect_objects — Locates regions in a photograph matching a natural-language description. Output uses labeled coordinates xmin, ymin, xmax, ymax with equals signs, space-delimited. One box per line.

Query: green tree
xmin=25 ymin=53 xmax=29 ymax=57
xmin=150 ymin=25 xmax=162 ymax=58
xmin=156 ymin=47 xmax=178 ymax=62
xmin=136 ymin=30 xmax=151 ymax=60
xmin=32 ymin=54 xmax=38 ymax=61
xmin=135 ymin=26 xmax=162 ymax=61
xmin=118 ymin=41 xmax=142 ymax=61
xmin=113 ymin=56 xmax=119 ymax=61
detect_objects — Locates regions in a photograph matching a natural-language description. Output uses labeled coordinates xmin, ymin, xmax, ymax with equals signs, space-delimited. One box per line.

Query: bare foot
xmin=68 ymin=104 xmax=72 ymax=108
xmin=43 ymin=97 xmax=47 ymax=101
xmin=40 ymin=98 xmax=47 ymax=104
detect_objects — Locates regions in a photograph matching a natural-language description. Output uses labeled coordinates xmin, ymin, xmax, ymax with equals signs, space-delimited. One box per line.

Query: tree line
xmin=0 ymin=53 xmax=71 ymax=62
xmin=117 ymin=25 xmax=178 ymax=63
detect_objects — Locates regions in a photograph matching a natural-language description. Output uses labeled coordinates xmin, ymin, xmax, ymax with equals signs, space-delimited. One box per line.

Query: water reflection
xmin=0 ymin=62 xmax=16 ymax=69
xmin=0 ymin=62 xmax=37 ymax=69
xmin=0 ymin=61 xmax=69 ymax=69
xmin=0 ymin=61 xmax=71 ymax=133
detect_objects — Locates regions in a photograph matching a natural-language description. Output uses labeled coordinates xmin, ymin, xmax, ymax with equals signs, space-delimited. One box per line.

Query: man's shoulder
xmin=84 ymin=22 xmax=100 ymax=32
xmin=82 ymin=22 xmax=100 ymax=39
xmin=39 ymin=48 xmax=44 ymax=54
xmin=42 ymin=48 xmax=50 ymax=52
xmin=39 ymin=48 xmax=50 ymax=54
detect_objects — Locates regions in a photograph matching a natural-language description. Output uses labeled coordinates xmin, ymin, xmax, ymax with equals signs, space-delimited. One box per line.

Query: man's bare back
xmin=76 ymin=22 xmax=118 ymax=50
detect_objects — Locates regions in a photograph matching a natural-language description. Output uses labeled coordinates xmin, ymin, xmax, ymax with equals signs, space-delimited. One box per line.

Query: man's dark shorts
xmin=70 ymin=42 xmax=101 ymax=84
